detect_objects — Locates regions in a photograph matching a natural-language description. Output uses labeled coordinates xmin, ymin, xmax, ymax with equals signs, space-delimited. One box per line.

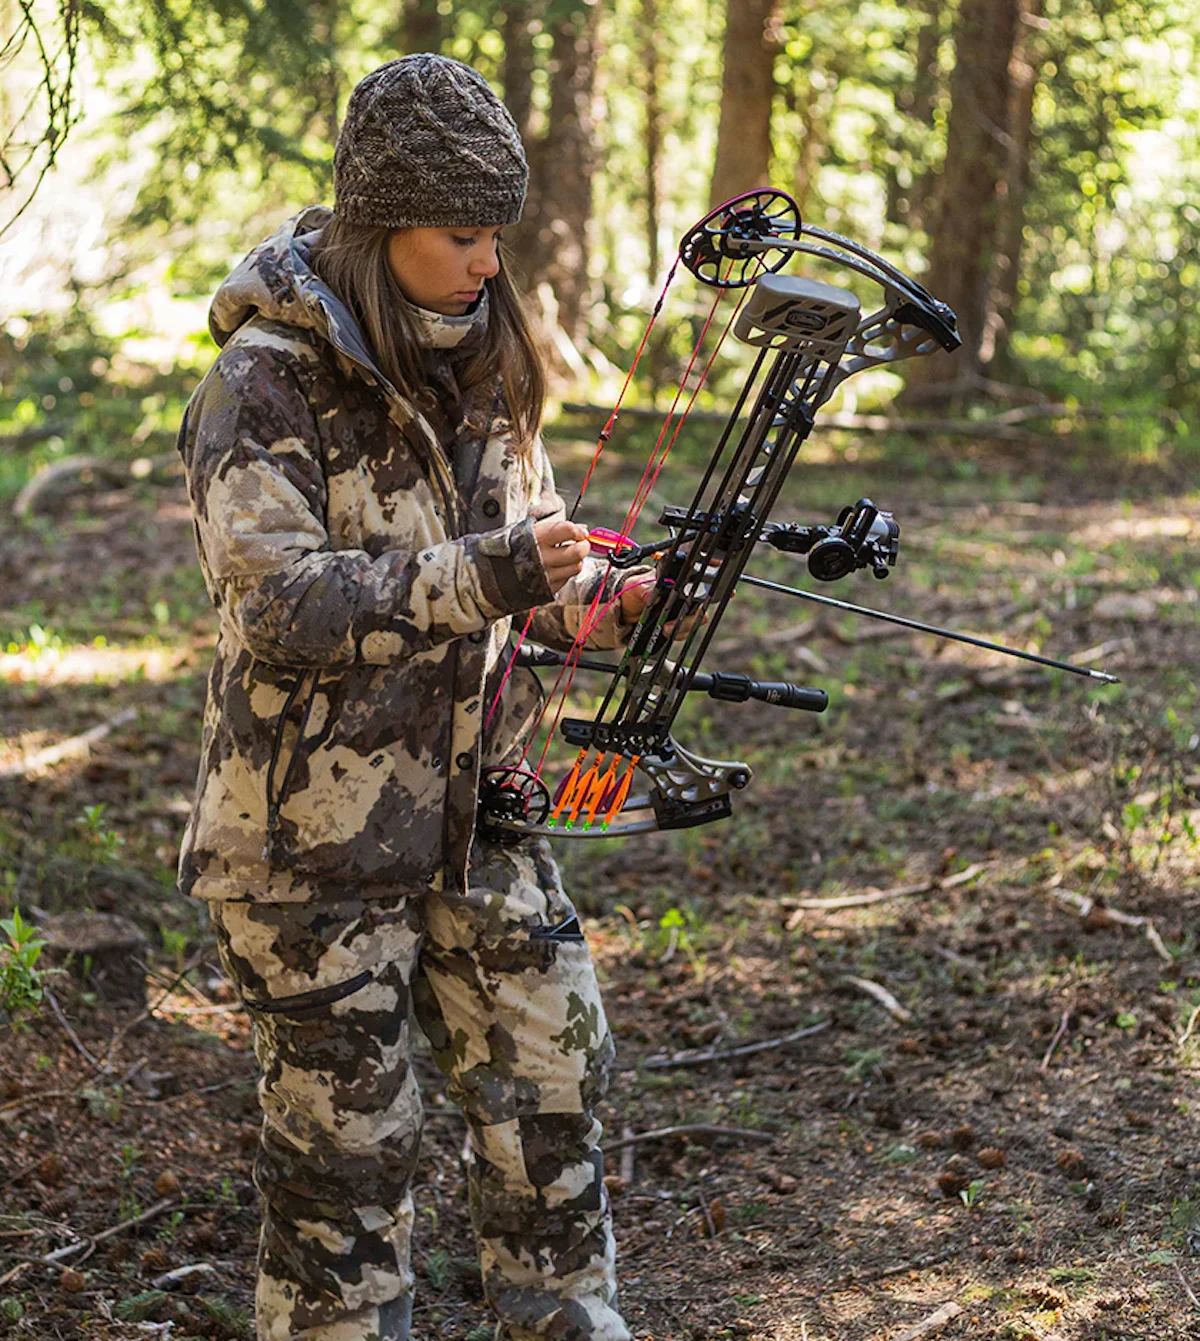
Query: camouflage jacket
xmin=178 ymin=207 xmax=630 ymax=902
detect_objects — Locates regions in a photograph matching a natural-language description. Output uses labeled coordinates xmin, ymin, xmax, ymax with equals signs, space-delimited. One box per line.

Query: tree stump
xmin=39 ymin=912 xmax=147 ymax=1007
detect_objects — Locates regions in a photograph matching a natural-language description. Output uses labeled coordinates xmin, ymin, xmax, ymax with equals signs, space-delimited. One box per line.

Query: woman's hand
xmin=534 ymin=519 xmax=592 ymax=595
xmin=618 ymin=574 xmax=708 ymax=639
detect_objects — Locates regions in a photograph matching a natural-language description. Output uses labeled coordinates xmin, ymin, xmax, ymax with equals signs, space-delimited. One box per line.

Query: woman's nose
xmin=471 ymin=244 xmax=501 ymax=278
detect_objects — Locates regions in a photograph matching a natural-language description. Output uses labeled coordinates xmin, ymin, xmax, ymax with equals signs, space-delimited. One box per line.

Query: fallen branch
xmin=1048 ymin=886 xmax=1174 ymax=964
xmin=843 ymin=976 xmax=913 ymax=1024
xmin=714 ymin=616 xmax=820 ymax=656
xmin=0 ymin=708 xmax=137 ymax=780
xmin=40 ymin=1197 xmax=180 ymax=1264
xmin=603 ymin=1124 xmax=776 ymax=1156
xmin=1175 ymin=1262 xmax=1200 ymax=1313
xmin=1040 ymin=1009 xmax=1071 ymax=1072
xmin=1179 ymin=1004 xmax=1200 ymax=1050
xmin=888 ymin=1301 xmax=963 ymax=1341
xmin=43 ymin=987 xmax=98 ymax=1066
xmin=639 ymin=1019 xmax=830 ymax=1071
xmin=618 ymin=1125 xmax=636 ymax=1185
xmin=934 ymin=947 xmax=984 ymax=977
xmin=12 ymin=450 xmax=182 ymax=518
xmin=869 ymin=1249 xmax=958 ymax=1282
xmin=788 ymin=862 xmax=986 ymax=916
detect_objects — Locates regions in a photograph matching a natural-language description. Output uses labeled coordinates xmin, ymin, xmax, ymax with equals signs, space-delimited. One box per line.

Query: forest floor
xmin=1 ymin=426 xmax=1199 ymax=1341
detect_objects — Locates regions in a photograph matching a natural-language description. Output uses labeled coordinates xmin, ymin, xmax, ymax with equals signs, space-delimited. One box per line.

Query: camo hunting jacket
xmin=177 ymin=207 xmax=630 ymax=902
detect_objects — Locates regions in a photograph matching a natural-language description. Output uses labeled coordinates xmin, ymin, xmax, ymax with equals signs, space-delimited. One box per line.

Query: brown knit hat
xmin=334 ymin=55 xmax=527 ymax=230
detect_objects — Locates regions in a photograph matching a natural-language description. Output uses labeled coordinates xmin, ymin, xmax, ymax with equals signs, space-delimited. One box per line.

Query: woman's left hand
xmin=618 ymin=575 xmax=707 ymax=638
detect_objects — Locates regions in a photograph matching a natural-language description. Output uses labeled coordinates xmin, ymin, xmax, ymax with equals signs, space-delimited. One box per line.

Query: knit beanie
xmin=334 ymin=55 xmax=528 ymax=230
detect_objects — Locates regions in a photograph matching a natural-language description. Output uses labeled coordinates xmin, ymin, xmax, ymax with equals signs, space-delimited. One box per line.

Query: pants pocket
xmin=242 ymin=969 xmax=374 ymax=1017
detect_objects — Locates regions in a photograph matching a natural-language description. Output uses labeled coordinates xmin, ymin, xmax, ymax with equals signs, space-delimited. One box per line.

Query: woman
xmin=177 ymin=54 xmax=646 ymax=1341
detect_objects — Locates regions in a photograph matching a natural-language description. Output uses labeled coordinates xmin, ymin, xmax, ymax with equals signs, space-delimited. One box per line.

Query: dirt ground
xmin=1 ymin=432 xmax=1198 ymax=1340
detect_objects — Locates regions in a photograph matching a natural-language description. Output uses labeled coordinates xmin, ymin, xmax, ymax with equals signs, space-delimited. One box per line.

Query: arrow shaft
xmin=739 ymin=575 xmax=1119 ymax=684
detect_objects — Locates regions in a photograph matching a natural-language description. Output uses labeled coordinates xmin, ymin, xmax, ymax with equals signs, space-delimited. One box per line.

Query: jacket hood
xmin=208 ymin=205 xmax=490 ymax=378
xmin=208 ymin=206 xmax=386 ymax=381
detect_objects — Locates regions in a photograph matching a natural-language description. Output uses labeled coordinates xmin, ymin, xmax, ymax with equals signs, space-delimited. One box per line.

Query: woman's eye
xmin=452 ymin=235 xmax=476 ymax=248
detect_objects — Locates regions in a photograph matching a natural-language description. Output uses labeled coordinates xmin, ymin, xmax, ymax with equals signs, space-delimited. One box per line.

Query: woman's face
xmin=386 ymin=226 xmax=503 ymax=315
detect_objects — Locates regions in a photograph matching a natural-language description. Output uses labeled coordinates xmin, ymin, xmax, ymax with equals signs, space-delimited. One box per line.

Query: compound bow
xmin=478 ymin=189 xmax=1118 ymax=843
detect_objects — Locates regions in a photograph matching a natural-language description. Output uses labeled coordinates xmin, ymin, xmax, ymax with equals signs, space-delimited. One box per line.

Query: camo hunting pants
xmin=210 ymin=839 xmax=629 ymax=1341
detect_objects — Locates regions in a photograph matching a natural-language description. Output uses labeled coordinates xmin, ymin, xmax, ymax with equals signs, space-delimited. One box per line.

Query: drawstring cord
xmin=263 ymin=669 xmax=321 ymax=863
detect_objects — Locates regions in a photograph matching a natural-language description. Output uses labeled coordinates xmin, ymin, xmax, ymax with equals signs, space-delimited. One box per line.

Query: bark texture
xmin=983 ymin=0 xmax=1046 ymax=371
xmin=904 ymin=0 xmax=1021 ymax=393
xmin=708 ymin=0 xmax=781 ymax=208
xmin=507 ymin=1 xmax=601 ymax=348
xmin=640 ymin=0 xmax=664 ymax=283
xmin=399 ymin=0 xmax=446 ymax=54
xmin=501 ymin=0 xmax=536 ymax=144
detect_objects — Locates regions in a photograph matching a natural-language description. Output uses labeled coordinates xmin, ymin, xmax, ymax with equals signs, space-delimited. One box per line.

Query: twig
xmin=39 ymin=1197 xmax=180 ymax=1264
xmin=842 ymin=976 xmax=913 ymax=1024
xmin=789 ymin=863 xmax=985 ymax=915
xmin=934 ymin=947 xmax=984 ymax=977
xmin=619 ymin=1125 xmax=636 ymax=1185
xmin=1175 ymin=1262 xmax=1200 ymax=1313
xmin=695 ymin=1184 xmax=717 ymax=1239
xmin=1179 ymin=1004 xmax=1200 ymax=1050
xmin=0 ymin=1087 xmax=82 ymax=1116
xmin=150 ymin=1262 xmax=217 ymax=1290
xmin=0 ymin=708 xmax=138 ymax=780
xmin=102 ymin=948 xmax=209 ymax=1068
xmin=714 ymin=617 xmax=819 ymax=655
xmin=870 ymin=1249 xmax=957 ymax=1281
xmin=889 ymin=1300 xmax=963 ymax=1341
xmin=0 ymin=1261 xmax=31 ymax=1288
xmin=639 ymin=1019 xmax=830 ymax=1071
xmin=1049 ymin=887 xmax=1174 ymax=964
xmin=43 ymin=987 xmax=98 ymax=1065
xmin=602 ymin=1124 xmax=776 ymax=1155
xmin=1040 ymin=1009 xmax=1071 ymax=1072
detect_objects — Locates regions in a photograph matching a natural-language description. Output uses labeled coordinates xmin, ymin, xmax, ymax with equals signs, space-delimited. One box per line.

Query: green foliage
xmin=76 ymin=804 xmax=125 ymax=863
xmin=3 ymin=0 xmax=1199 ymax=475
xmin=0 ymin=909 xmax=47 ymax=1024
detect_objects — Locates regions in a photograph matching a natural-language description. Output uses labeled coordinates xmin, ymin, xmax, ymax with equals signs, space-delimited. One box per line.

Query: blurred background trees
xmin=1 ymin=0 xmax=1198 ymax=472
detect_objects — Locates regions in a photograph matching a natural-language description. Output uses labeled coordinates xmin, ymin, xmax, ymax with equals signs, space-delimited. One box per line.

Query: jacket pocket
xmin=242 ymin=968 xmax=373 ymax=1016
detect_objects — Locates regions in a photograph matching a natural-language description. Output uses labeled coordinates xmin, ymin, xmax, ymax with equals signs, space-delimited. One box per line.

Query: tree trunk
xmin=790 ymin=76 xmax=833 ymax=219
xmin=891 ymin=0 xmax=941 ymax=231
xmin=708 ymin=0 xmax=781 ymax=208
xmin=982 ymin=0 xmax=1045 ymax=372
xmin=501 ymin=0 xmax=536 ymax=143
xmin=400 ymin=0 xmax=446 ymax=54
xmin=510 ymin=0 xmax=600 ymax=347
xmin=640 ymin=0 xmax=664 ymax=284
xmin=903 ymin=0 xmax=1020 ymax=395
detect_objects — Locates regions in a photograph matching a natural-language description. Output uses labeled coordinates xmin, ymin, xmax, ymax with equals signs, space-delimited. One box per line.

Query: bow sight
xmin=477 ymin=188 xmax=1114 ymax=845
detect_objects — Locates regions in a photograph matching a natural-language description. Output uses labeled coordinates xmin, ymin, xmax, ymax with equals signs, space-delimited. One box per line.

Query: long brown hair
xmin=309 ymin=214 xmax=545 ymax=451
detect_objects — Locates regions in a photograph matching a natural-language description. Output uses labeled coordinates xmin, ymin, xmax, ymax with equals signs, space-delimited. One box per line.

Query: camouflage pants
xmin=210 ymin=839 xmax=630 ymax=1341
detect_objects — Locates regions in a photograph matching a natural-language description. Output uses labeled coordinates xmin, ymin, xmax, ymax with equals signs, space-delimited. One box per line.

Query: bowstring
xmin=524 ymin=254 xmax=752 ymax=784
xmin=484 ymin=256 xmax=682 ymax=736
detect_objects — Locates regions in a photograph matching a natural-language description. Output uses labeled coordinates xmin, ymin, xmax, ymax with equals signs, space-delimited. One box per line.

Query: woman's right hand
xmin=533 ymin=519 xmax=591 ymax=594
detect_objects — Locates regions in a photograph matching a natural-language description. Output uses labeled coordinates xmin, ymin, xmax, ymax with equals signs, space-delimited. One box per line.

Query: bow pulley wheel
xmin=680 ymin=188 xmax=802 ymax=289
xmin=478 ymin=767 xmax=551 ymax=846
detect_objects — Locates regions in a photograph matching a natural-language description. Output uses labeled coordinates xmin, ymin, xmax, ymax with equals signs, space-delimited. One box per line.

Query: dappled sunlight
xmin=1 ymin=640 xmax=190 ymax=684
xmin=1071 ymin=513 xmax=1196 ymax=544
